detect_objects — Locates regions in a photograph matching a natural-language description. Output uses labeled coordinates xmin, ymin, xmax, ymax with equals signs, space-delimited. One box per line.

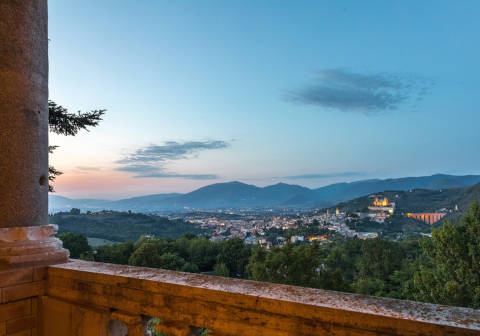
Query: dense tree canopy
xmin=248 ymin=241 xmax=323 ymax=288
xmin=57 ymin=232 xmax=91 ymax=259
xmin=51 ymin=211 xmax=206 ymax=242
xmin=216 ymin=238 xmax=251 ymax=278
xmin=413 ymin=201 xmax=480 ymax=308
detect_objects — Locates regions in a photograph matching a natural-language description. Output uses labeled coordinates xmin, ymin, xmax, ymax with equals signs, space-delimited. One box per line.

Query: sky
xmin=48 ymin=0 xmax=480 ymax=199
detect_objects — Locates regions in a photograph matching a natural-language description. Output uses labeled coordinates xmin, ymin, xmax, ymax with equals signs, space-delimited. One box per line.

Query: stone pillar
xmin=0 ymin=0 xmax=68 ymax=269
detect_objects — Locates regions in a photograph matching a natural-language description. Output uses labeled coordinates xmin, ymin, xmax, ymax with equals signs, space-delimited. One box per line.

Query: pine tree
xmin=48 ymin=101 xmax=105 ymax=191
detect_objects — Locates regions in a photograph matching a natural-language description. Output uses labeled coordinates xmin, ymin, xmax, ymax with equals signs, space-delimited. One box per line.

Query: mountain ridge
xmin=49 ymin=174 xmax=480 ymax=213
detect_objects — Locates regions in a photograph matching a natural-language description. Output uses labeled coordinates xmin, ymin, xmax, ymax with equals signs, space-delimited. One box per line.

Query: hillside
xmin=50 ymin=211 xmax=208 ymax=242
xmin=49 ymin=174 xmax=480 ymax=213
xmin=328 ymin=183 xmax=480 ymax=239
xmin=314 ymin=174 xmax=480 ymax=204
xmin=331 ymin=182 xmax=480 ymax=222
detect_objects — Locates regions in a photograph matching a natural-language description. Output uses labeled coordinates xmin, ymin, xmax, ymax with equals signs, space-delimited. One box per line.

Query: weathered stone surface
xmin=0 ymin=0 xmax=68 ymax=271
xmin=0 ymin=239 xmax=63 ymax=257
xmin=6 ymin=316 xmax=36 ymax=335
xmin=44 ymin=260 xmax=480 ymax=336
xmin=32 ymin=268 xmax=47 ymax=282
xmin=108 ymin=320 xmax=128 ymax=336
xmin=0 ymin=225 xmax=69 ymax=270
xmin=8 ymin=330 xmax=32 ymax=336
xmin=0 ymin=0 xmax=49 ymax=229
xmin=0 ymin=225 xmax=58 ymax=243
xmin=41 ymin=296 xmax=110 ymax=336
xmin=0 ymin=300 xmax=31 ymax=322
xmin=0 ymin=269 xmax=33 ymax=288
xmin=2 ymin=281 xmax=45 ymax=304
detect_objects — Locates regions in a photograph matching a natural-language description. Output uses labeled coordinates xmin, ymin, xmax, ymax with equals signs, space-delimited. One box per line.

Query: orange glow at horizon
xmin=51 ymin=169 xmax=221 ymax=199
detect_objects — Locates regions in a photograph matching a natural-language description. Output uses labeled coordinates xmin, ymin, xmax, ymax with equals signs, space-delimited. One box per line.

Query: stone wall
xmin=0 ymin=268 xmax=46 ymax=336
xmin=42 ymin=260 xmax=480 ymax=336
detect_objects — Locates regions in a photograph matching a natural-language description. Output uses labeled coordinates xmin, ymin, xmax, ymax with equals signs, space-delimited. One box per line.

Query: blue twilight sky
xmin=48 ymin=0 xmax=480 ymax=199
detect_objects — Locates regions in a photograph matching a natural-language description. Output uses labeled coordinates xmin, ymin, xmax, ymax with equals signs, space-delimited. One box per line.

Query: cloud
xmin=285 ymin=68 xmax=433 ymax=115
xmin=115 ymin=140 xmax=229 ymax=180
xmin=284 ymin=172 xmax=366 ymax=180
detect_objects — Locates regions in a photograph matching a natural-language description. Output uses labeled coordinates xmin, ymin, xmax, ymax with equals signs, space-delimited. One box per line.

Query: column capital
xmin=0 ymin=224 xmax=69 ymax=270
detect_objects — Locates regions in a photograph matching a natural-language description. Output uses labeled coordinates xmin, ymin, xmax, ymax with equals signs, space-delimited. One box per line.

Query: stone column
xmin=0 ymin=0 xmax=68 ymax=269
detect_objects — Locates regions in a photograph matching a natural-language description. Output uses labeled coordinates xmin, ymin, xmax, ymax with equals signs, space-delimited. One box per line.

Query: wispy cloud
xmin=285 ymin=68 xmax=433 ymax=115
xmin=284 ymin=172 xmax=366 ymax=180
xmin=115 ymin=140 xmax=229 ymax=180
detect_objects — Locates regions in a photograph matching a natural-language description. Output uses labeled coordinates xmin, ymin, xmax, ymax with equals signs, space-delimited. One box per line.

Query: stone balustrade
xmin=37 ymin=260 xmax=480 ymax=336
xmin=2 ymin=258 xmax=480 ymax=335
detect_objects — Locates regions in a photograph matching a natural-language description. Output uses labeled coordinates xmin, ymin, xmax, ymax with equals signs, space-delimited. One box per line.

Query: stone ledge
xmin=46 ymin=260 xmax=480 ymax=336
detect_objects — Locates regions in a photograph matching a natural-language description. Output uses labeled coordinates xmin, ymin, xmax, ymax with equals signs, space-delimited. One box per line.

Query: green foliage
xmin=389 ymin=258 xmax=424 ymax=300
xmin=48 ymin=101 xmax=105 ymax=136
xmin=217 ymin=238 xmax=251 ymax=277
xmin=145 ymin=317 xmax=211 ymax=336
xmin=353 ymin=238 xmax=404 ymax=296
xmin=57 ymin=232 xmax=91 ymax=259
xmin=413 ymin=201 xmax=480 ymax=308
xmin=158 ymin=252 xmax=186 ymax=270
xmin=128 ymin=242 xmax=163 ymax=268
xmin=146 ymin=317 xmax=164 ymax=336
xmin=181 ymin=262 xmax=200 ymax=273
xmin=322 ymin=239 xmax=362 ymax=291
xmin=47 ymin=148 xmax=62 ymax=193
xmin=180 ymin=236 xmax=220 ymax=272
xmin=213 ymin=263 xmax=230 ymax=277
xmin=95 ymin=242 xmax=134 ymax=265
xmin=48 ymin=101 xmax=105 ymax=192
xmin=247 ymin=235 xmax=425 ymax=298
xmin=111 ymin=236 xmax=249 ymax=276
xmin=69 ymin=208 xmax=81 ymax=215
xmin=50 ymin=211 xmax=207 ymax=242
xmin=248 ymin=242 xmax=323 ymax=288
xmin=124 ymin=236 xmax=223 ymax=273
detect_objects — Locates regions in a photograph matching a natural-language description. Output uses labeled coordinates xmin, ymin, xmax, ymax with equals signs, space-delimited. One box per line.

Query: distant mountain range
xmin=49 ymin=174 xmax=480 ymax=213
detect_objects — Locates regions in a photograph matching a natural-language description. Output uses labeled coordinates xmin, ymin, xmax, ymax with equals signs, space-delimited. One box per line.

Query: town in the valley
xmin=162 ymin=195 xmax=453 ymax=248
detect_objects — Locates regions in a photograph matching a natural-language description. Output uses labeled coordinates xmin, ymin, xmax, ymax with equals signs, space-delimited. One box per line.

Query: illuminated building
xmin=367 ymin=196 xmax=395 ymax=222
xmin=368 ymin=197 xmax=395 ymax=214
xmin=407 ymin=212 xmax=446 ymax=224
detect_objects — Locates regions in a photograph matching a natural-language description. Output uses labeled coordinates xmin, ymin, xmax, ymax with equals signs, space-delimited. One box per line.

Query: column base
xmin=0 ymin=224 xmax=69 ymax=270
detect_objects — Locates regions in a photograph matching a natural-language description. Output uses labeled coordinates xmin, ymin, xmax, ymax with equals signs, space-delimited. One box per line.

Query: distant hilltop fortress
xmin=366 ymin=195 xmax=448 ymax=225
xmin=367 ymin=196 xmax=395 ymax=223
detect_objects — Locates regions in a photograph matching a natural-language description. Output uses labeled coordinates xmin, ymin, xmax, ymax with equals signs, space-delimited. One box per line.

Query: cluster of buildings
xmin=366 ymin=196 xmax=396 ymax=223
xmin=171 ymin=194 xmax=456 ymax=247
xmin=180 ymin=208 xmax=379 ymax=247
xmin=359 ymin=195 xmax=451 ymax=225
